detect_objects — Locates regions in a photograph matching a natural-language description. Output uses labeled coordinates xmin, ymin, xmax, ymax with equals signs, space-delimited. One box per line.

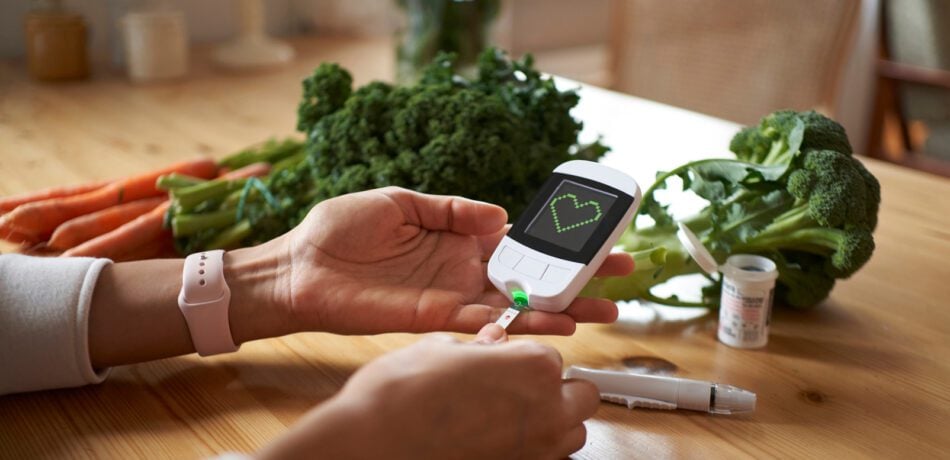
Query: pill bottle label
xmin=718 ymin=278 xmax=772 ymax=348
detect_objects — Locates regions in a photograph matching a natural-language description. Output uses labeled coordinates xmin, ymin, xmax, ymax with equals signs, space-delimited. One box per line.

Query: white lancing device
xmin=488 ymin=160 xmax=641 ymax=313
xmin=565 ymin=366 xmax=756 ymax=414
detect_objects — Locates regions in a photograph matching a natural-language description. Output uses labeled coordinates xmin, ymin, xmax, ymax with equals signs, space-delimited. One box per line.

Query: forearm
xmin=88 ymin=244 xmax=293 ymax=368
xmin=256 ymin=395 xmax=372 ymax=460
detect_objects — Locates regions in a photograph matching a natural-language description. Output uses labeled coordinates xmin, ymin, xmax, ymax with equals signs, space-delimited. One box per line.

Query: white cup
xmin=120 ymin=10 xmax=188 ymax=82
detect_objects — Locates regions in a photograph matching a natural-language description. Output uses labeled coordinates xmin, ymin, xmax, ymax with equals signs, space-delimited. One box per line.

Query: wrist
xmin=224 ymin=241 xmax=295 ymax=344
xmin=89 ymin=258 xmax=193 ymax=368
xmin=258 ymin=394 xmax=370 ymax=460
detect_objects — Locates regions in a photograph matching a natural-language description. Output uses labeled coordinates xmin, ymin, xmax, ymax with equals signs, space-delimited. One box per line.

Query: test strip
xmin=494 ymin=307 xmax=522 ymax=330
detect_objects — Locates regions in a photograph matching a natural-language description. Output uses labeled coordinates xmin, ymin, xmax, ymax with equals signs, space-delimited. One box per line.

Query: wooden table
xmin=2 ymin=36 xmax=949 ymax=459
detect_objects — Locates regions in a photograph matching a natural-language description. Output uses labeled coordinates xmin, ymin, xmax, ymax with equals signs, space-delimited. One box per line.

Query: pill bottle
xmin=675 ymin=223 xmax=778 ymax=349
xmin=717 ymin=255 xmax=777 ymax=348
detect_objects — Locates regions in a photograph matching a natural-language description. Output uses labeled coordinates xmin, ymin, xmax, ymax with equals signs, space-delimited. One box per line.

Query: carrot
xmin=62 ymin=201 xmax=172 ymax=259
xmin=19 ymin=242 xmax=63 ymax=257
xmin=57 ymin=161 xmax=272 ymax=259
xmin=0 ymin=157 xmax=217 ymax=241
xmin=1 ymin=226 xmax=42 ymax=246
xmin=0 ymin=180 xmax=111 ymax=215
xmin=56 ymin=161 xmax=269 ymax=260
xmin=223 ymin=161 xmax=271 ymax=179
xmin=47 ymin=197 xmax=166 ymax=250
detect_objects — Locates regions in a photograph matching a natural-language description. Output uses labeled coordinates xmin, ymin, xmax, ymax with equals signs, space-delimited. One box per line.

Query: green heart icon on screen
xmin=550 ymin=193 xmax=602 ymax=233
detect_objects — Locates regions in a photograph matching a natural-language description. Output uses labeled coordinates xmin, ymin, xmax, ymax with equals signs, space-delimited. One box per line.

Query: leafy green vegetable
xmin=585 ymin=110 xmax=880 ymax=309
xmin=169 ymin=48 xmax=607 ymax=253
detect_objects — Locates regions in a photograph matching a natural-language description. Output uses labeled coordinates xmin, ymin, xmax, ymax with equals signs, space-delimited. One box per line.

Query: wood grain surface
xmin=1 ymin=36 xmax=948 ymax=459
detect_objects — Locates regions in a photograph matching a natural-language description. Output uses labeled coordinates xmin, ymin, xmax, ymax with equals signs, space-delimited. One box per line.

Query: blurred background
xmin=3 ymin=0 xmax=949 ymax=176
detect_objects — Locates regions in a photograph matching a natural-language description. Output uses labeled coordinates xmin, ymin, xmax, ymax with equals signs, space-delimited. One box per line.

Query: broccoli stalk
xmin=587 ymin=111 xmax=880 ymax=309
xmin=586 ymin=241 xmax=713 ymax=308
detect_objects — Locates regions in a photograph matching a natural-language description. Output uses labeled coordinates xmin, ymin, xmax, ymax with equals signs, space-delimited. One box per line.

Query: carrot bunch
xmin=0 ymin=156 xmax=272 ymax=261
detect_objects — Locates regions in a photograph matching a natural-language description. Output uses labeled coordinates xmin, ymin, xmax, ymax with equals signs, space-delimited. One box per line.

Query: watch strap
xmin=177 ymin=250 xmax=239 ymax=356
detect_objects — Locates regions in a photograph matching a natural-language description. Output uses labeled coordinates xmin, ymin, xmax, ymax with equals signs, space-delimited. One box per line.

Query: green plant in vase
xmin=396 ymin=0 xmax=500 ymax=84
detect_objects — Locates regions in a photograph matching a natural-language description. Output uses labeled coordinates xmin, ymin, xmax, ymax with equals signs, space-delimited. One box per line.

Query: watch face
xmin=509 ymin=173 xmax=633 ymax=264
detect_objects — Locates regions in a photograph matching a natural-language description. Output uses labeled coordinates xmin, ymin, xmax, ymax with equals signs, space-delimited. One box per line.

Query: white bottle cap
xmin=721 ymin=255 xmax=778 ymax=283
xmin=675 ymin=222 xmax=719 ymax=275
xmin=675 ymin=221 xmax=779 ymax=349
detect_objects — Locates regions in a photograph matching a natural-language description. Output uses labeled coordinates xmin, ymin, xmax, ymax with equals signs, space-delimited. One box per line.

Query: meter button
xmin=541 ymin=265 xmax=571 ymax=284
xmin=497 ymin=246 xmax=523 ymax=268
xmin=514 ymin=256 xmax=547 ymax=279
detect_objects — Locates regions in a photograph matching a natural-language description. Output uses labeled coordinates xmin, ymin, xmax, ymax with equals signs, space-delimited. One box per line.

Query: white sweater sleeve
xmin=0 ymin=254 xmax=112 ymax=395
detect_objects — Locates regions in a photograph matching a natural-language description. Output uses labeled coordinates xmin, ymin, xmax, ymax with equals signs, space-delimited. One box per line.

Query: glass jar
xmin=395 ymin=0 xmax=500 ymax=84
xmin=24 ymin=10 xmax=89 ymax=81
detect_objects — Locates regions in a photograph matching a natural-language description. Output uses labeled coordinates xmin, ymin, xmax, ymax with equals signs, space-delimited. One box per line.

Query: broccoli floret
xmin=798 ymin=111 xmax=853 ymax=155
xmin=738 ymin=149 xmax=880 ymax=278
xmin=593 ymin=111 xmax=880 ymax=309
xmin=730 ymin=110 xmax=852 ymax=167
xmin=771 ymin=251 xmax=837 ymax=309
xmin=729 ymin=125 xmax=773 ymax=164
xmin=786 ymin=149 xmax=873 ymax=227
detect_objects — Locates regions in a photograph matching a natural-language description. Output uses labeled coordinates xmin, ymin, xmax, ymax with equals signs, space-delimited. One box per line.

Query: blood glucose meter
xmin=487 ymin=160 xmax=641 ymax=313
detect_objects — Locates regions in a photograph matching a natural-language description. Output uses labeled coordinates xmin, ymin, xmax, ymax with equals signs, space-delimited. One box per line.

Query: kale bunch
xmin=170 ymin=49 xmax=606 ymax=252
xmin=296 ymin=49 xmax=605 ymax=217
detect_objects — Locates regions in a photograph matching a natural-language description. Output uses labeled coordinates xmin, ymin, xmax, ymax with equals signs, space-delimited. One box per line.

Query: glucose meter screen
xmin=524 ymin=179 xmax=618 ymax=252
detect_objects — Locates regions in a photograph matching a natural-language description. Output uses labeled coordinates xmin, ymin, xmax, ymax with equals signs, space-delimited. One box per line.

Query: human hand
xmin=257 ymin=326 xmax=599 ymax=460
xmin=248 ymin=186 xmax=633 ymax=336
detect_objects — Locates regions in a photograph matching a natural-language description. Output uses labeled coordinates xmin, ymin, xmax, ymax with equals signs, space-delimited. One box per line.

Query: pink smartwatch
xmin=178 ymin=250 xmax=239 ymax=356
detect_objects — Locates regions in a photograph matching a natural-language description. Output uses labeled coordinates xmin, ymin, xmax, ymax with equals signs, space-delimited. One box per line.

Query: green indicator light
xmin=511 ymin=289 xmax=529 ymax=308
xmin=549 ymin=193 xmax=603 ymax=233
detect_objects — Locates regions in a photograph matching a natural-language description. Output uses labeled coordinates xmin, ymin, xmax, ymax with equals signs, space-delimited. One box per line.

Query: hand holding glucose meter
xmin=488 ymin=160 xmax=640 ymax=324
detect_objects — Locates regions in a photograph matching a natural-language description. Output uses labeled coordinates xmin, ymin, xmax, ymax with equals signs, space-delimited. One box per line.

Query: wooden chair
xmin=608 ymin=0 xmax=860 ymax=126
xmin=868 ymin=0 xmax=950 ymax=177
